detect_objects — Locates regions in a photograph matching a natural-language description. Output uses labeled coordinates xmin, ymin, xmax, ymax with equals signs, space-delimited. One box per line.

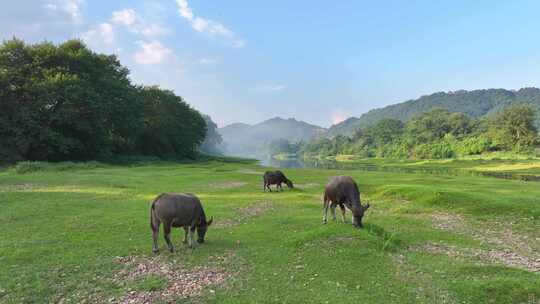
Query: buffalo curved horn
xmin=207 ymin=216 xmax=214 ymax=226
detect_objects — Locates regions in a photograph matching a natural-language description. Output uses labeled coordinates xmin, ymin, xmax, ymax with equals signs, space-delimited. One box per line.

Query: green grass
xmin=0 ymin=160 xmax=539 ymax=303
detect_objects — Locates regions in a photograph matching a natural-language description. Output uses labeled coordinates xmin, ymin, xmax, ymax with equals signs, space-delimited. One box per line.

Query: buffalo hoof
xmin=197 ymin=239 xmax=204 ymax=244
xmin=322 ymin=220 xmax=327 ymax=225
xmin=152 ymin=249 xmax=159 ymax=254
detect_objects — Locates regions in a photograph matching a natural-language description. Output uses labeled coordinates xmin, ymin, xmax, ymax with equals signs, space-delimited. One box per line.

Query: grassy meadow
xmin=0 ymin=159 xmax=539 ymax=303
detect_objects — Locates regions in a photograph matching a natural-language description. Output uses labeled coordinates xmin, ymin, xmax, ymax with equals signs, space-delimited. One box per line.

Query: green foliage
xmin=137 ymin=86 xmax=206 ymax=159
xmin=0 ymin=38 xmax=207 ymax=162
xmin=412 ymin=141 xmax=454 ymax=159
xmin=488 ymin=104 xmax=538 ymax=151
xmin=13 ymin=160 xmax=104 ymax=174
xmin=329 ymin=88 xmax=540 ymax=135
xmin=301 ymin=106 xmax=539 ymax=160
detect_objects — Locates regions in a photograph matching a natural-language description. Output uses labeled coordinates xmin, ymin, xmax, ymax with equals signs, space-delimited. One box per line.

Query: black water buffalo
xmin=263 ymin=170 xmax=294 ymax=192
xmin=322 ymin=176 xmax=370 ymax=228
xmin=150 ymin=193 xmax=213 ymax=253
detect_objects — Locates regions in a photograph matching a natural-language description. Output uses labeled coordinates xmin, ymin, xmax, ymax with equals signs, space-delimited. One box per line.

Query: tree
xmin=0 ymin=38 xmax=208 ymax=162
xmin=405 ymin=108 xmax=473 ymax=143
xmin=0 ymin=39 xmax=143 ymax=161
xmin=488 ymin=104 xmax=538 ymax=151
xmin=137 ymin=86 xmax=206 ymax=158
xmin=366 ymin=118 xmax=404 ymax=145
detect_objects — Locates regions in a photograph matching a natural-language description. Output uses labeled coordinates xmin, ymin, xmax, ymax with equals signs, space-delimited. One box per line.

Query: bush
xmin=454 ymin=135 xmax=493 ymax=156
xmin=13 ymin=161 xmax=104 ymax=174
xmin=413 ymin=141 xmax=454 ymax=159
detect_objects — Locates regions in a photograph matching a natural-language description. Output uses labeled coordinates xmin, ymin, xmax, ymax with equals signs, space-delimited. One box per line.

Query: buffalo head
xmin=197 ymin=216 xmax=213 ymax=243
xmin=352 ymin=203 xmax=370 ymax=228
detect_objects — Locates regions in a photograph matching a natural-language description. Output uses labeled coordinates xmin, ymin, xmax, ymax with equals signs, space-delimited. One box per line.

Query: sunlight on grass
xmin=0 ymin=160 xmax=538 ymax=303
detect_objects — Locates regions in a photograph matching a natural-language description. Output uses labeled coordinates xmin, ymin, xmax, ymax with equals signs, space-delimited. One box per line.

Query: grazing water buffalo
xmin=322 ymin=176 xmax=370 ymax=228
xmin=263 ymin=170 xmax=294 ymax=192
xmin=150 ymin=193 xmax=213 ymax=253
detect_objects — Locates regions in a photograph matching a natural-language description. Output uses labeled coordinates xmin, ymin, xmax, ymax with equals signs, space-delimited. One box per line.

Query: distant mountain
xmin=328 ymin=88 xmax=540 ymax=137
xmin=326 ymin=117 xmax=361 ymax=137
xmin=219 ymin=117 xmax=326 ymax=157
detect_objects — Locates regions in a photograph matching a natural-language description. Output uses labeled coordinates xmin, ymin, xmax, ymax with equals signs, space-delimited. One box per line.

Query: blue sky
xmin=3 ymin=1 xmax=540 ymax=127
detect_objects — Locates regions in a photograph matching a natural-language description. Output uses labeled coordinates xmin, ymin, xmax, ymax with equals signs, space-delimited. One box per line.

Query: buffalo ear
xmin=207 ymin=216 xmax=213 ymax=226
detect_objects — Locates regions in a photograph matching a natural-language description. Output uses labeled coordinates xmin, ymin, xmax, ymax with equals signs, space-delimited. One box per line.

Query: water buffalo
xmin=263 ymin=170 xmax=294 ymax=192
xmin=150 ymin=193 xmax=213 ymax=253
xmin=322 ymin=176 xmax=370 ymax=228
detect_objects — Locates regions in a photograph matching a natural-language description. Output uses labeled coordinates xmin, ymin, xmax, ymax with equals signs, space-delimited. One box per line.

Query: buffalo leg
xmin=163 ymin=222 xmax=174 ymax=253
xmin=151 ymin=217 xmax=161 ymax=254
xmin=188 ymin=225 xmax=196 ymax=248
xmin=339 ymin=204 xmax=346 ymax=223
xmin=322 ymin=199 xmax=330 ymax=224
xmin=330 ymin=203 xmax=337 ymax=221
xmin=182 ymin=226 xmax=189 ymax=244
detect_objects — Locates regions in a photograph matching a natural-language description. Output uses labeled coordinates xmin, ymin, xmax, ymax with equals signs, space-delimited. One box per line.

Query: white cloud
xmin=174 ymin=0 xmax=244 ymax=48
xmin=44 ymin=0 xmax=84 ymax=23
xmin=139 ymin=24 xmax=170 ymax=37
xmin=111 ymin=8 xmax=170 ymax=38
xmin=82 ymin=22 xmax=115 ymax=47
xmin=111 ymin=9 xmax=136 ymax=26
xmin=133 ymin=41 xmax=172 ymax=64
xmin=176 ymin=0 xmax=194 ymax=20
xmin=255 ymin=84 xmax=286 ymax=92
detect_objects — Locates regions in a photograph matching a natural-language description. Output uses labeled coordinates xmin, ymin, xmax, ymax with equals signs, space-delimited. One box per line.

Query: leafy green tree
xmin=0 ymin=38 xmax=207 ymax=162
xmin=405 ymin=109 xmax=473 ymax=143
xmin=366 ymin=118 xmax=404 ymax=145
xmin=137 ymin=86 xmax=206 ymax=158
xmin=0 ymin=39 xmax=142 ymax=160
xmin=488 ymin=104 xmax=538 ymax=151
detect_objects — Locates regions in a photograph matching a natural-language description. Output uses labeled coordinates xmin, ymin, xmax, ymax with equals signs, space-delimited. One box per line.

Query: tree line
xmin=274 ymin=105 xmax=539 ymax=159
xmin=0 ymin=38 xmax=219 ymax=163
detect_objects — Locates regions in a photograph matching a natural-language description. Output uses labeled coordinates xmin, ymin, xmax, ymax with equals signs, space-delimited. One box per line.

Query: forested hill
xmin=328 ymin=88 xmax=540 ymax=137
xmin=219 ymin=117 xmax=326 ymax=157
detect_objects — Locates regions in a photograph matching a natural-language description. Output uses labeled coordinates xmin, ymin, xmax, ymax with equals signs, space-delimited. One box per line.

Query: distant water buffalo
xmin=263 ymin=170 xmax=294 ymax=192
xmin=323 ymin=176 xmax=370 ymax=228
xmin=150 ymin=193 xmax=213 ymax=253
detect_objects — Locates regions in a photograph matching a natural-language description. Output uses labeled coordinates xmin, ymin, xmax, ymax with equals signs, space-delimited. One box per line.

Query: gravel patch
xmin=237 ymin=201 xmax=274 ymax=217
xmin=430 ymin=212 xmax=464 ymax=231
xmin=237 ymin=168 xmax=262 ymax=175
xmin=111 ymin=253 xmax=234 ymax=303
xmin=213 ymin=202 xmax=275 ymax=229
xmin=0 ymin=183 xmax=41 ymax=192
xmin=209 ymin=181 xmax=248 ymax=189
xmin=410 ymin=242 xmax=540 ymax=272
xmin=294 ymin=183 xmax=321 ymax=189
